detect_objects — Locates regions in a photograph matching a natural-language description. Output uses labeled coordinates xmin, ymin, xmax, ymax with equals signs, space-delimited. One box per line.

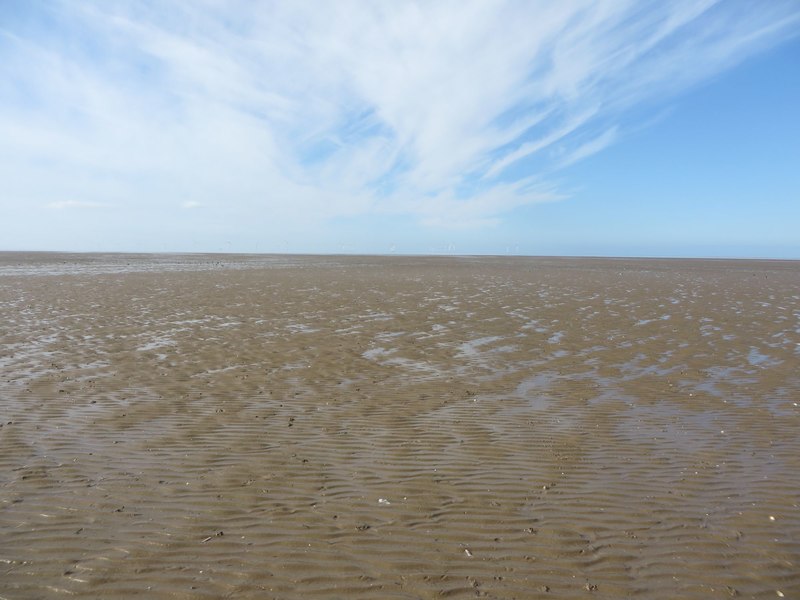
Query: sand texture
xmin=1 ymin=253 xmax=799 ymax=599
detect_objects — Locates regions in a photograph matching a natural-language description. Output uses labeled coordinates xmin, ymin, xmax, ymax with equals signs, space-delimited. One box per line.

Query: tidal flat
xmin=1 ymin=253 xmax=798 ymax=599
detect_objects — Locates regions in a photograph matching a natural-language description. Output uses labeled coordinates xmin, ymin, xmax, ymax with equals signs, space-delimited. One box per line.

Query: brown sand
xmin=1 ymin=253 xmax=798 ymax=599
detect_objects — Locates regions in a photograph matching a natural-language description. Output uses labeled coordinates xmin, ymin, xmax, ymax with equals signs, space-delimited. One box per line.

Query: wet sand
xmin=1 ymin=253 xmax=798 ymax=599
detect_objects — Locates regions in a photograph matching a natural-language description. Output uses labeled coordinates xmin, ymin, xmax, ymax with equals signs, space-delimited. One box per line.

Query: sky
xmin=1 ymin=1 xmax=799 ymax=258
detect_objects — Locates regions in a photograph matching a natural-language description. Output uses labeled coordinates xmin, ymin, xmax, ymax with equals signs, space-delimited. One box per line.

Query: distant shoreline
xmin=1 ymin=250 xmax=798 ymax=263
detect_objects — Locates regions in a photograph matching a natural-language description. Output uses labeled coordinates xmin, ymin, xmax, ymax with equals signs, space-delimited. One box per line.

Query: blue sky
xmin=1 ymin=1 xmax=799 ymax=257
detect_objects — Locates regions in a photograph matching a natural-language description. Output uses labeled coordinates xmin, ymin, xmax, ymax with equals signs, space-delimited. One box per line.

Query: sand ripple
xmin=1 ymin=254 xmax=799 ymax=598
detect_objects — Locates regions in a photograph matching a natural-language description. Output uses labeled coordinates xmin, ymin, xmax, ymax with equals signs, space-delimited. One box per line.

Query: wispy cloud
xmin=2 ymin=0 xmax=798 ymax=232
xmin=556 ymin=127 xmax=619 ymax=169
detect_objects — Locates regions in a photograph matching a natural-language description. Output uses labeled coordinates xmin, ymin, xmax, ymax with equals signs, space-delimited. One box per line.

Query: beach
xmin=1 ymin=253 xmax=798 ymax=599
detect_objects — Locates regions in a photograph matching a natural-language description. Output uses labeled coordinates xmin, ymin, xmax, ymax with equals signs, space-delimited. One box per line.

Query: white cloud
xmin=483 ymin=108 xmax=598 ymax=180
xmin=2 ymin=0 xmax=799 ymax=236
xmin=556 ymin=127 xmax=619 ymax=169
xmin=406 ymin=180 xmax=564 ymax=229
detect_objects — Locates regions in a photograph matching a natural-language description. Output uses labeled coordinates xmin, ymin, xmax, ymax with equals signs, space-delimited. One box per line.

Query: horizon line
xmin=1 ymin=249 xmax=798 ymax=263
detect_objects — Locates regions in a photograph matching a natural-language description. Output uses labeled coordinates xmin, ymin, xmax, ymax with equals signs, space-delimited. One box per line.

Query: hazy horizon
xmin=2 ymin=249 xmax=798 ymax=263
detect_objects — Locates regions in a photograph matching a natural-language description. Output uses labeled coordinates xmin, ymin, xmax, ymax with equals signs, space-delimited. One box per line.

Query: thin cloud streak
xmin=556 ymin=127 xmax=619 ymax=170
xmin=1 ymin=0 xmax=798 ymax=233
